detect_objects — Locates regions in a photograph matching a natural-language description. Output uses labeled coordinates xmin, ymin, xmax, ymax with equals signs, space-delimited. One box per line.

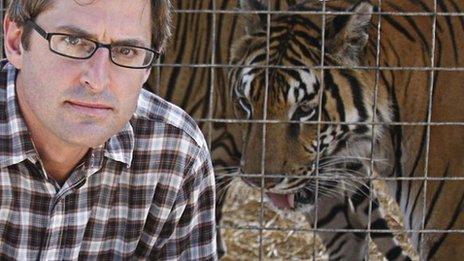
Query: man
xmin=0 ymin=0 xmax=216 ymax=259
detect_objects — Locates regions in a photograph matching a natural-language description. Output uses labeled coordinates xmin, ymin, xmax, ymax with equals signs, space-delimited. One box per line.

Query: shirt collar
xmin=104 ymin=121 xmax=135 ymax=168
xmin=0 ymin=60 xmax=135 ymax=169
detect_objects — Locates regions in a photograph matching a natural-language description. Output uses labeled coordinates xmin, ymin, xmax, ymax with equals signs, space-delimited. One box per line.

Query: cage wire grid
xmin=163 ymin=2 xmax=464 ymax=260
xmin=1 ymin=0 xmax=463 ymax=260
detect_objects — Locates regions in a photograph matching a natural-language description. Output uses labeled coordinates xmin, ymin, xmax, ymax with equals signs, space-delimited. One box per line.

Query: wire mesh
xmin=1 ymin=0 xmax=463 ymax=260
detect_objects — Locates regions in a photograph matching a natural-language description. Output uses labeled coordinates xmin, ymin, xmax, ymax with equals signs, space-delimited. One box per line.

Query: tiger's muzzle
xmin=241 ymin=172 xmax=316 ymax=210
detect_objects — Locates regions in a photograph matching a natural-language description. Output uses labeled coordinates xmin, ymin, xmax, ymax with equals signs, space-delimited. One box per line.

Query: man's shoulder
xmin=132 ymin=88 xmax=206 ymax=148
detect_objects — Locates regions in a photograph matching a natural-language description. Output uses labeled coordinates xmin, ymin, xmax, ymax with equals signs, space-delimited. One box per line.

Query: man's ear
xmin=3 ymin=15 xmax=25 ymax=69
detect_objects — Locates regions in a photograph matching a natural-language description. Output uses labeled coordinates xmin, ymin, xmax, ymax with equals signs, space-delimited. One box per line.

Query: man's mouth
xmin=66 ymin=100 xmax=112 ymax=117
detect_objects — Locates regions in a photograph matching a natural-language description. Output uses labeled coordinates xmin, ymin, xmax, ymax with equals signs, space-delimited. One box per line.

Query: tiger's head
xmin=229 ymin=0 xmax=392 ymax=212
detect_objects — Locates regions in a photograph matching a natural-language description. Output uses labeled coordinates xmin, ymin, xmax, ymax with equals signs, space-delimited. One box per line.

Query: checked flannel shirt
xmin=0 ymin=60 xmax=217 ymax=260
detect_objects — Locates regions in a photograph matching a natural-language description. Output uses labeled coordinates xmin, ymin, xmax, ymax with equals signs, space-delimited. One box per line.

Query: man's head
xmin=6 ymin=0 xmax=172 ymax=52
xmin=3 ymin=0 xmax=171 ymax=150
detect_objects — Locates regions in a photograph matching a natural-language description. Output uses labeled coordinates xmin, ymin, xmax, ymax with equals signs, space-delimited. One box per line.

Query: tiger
xmin=227 ymin=0 xmax=464 ymax=260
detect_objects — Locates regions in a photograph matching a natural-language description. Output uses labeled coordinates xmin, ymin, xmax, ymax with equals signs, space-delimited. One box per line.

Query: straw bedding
xmin=220 ymin=179 xmax=418 ymax=260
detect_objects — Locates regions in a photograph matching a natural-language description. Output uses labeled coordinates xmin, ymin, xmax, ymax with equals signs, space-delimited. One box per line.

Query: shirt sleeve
xmin=151 ymin=144 xmax=217 ymax=261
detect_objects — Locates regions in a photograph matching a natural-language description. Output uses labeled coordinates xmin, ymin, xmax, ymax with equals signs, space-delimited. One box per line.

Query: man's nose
xmin=80 ymin=47 xmax=111 ymax=92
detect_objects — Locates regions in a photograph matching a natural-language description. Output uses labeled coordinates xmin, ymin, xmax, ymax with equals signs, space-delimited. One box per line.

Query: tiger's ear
xmin=239 ymin=0 xmax=268 ymax=35
xmin=325 ymin=2 xmax=373 ymax=66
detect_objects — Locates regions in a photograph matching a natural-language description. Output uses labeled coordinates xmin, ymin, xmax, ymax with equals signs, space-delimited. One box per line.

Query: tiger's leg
xmin=304 ymin=184 xmax=411 ymax=260
xmin=345 ymin=182 xmax=412 ymax=261
xmin=304 ymin=195 xmax=369 ymax=260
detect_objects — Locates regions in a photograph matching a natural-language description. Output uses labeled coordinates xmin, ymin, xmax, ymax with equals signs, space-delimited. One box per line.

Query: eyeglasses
xmin=26 ymin=20 xmax=159 ymax=69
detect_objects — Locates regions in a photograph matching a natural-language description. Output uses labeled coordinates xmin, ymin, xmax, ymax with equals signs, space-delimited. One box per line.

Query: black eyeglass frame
xmin=26 ymin=19 xmax=160 ymax=69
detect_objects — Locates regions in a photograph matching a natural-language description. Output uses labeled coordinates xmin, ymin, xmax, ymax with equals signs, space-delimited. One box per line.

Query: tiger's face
xmin=229 ymin=1 xmax=392 ymax=212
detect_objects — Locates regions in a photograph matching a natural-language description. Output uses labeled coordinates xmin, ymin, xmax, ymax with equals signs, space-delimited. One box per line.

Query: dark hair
xmin=5 ymin=0 xmax=173 ymax=52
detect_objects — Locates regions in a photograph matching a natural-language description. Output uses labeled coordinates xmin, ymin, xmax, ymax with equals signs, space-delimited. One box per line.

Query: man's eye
xmin=115 ymin=47 xmax=138 ymax=57
xmin=64 ymin=36 xmax=83 ymax=46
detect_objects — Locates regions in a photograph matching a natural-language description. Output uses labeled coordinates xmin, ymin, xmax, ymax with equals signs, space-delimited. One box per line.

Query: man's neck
xmin=22 ymin=109 xmax=90 ymax=183
xmin=31 ymin=132 xmax=89 ymax=184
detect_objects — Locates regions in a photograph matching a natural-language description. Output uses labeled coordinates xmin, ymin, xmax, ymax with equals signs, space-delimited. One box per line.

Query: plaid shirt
xmin=0 ymin=60 xmax=217 ymax=260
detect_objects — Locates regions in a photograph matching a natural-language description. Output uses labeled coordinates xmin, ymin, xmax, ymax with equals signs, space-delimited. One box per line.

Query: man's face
xmin=14 ymin=0 xmax=152 ymax=148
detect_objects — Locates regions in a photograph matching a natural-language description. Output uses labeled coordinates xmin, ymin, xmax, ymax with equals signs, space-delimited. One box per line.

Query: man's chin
xmin=56 ymin=126 xmax=115 ymax=149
